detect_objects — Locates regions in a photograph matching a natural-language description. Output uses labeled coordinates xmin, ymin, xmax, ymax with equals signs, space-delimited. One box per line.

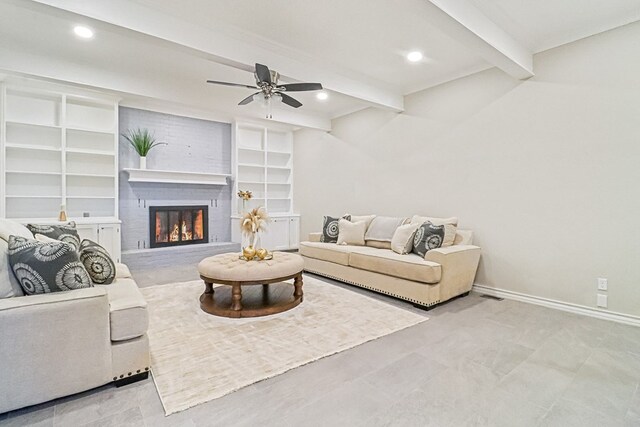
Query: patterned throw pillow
xmin=26 ymin=222 xmax=81 ymax=252
xmin=79 ymin=239 xmax=116 ymax=285
xmin=8 ymin=235 xmax=92 ymax=295
xmin=412 ymin=222 xmax=445 ymax=258
xmin=321 ymin=215 xmax=351 ymax=243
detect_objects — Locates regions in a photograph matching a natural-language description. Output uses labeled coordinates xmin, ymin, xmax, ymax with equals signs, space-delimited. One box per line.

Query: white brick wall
xmin=118 ymin=107 xmax=233 ymax=251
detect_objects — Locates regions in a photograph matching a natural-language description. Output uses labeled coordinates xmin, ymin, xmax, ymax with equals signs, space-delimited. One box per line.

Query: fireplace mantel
xmin=123 ymin=168 xmax=230 ymax=185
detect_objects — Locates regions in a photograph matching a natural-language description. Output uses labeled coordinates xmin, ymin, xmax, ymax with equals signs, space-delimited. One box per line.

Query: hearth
xmin=149 ymin=205 xmax=208 ymax=248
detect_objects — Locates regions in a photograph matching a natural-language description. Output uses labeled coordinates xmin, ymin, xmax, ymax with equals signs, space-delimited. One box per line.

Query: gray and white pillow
xmin=26 ymin=222 xmax=81 ymax=252
xmin=8 ymin=235 xmax=92 ymax=295
xmin=412 ymin=222 xmax=445 ymax=258
xmin=321 ymin=215 xmax=351 ymax=243
xmin=79 ymin=239 xmax=115 ymax=285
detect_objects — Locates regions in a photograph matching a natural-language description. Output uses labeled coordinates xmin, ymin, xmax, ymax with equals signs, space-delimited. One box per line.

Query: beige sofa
xmin=0 ymin=223 xmax=150 ymax=414
xmin=300 ymin=228 xmax=481 ymax=308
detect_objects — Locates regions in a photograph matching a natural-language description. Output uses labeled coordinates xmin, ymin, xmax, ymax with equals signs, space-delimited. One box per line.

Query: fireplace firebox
xmin=149 ymin=205 xmax=208 ymax=248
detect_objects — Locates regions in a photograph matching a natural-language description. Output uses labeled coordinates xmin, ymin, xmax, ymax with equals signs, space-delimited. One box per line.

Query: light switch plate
xmin=597 ymin=278 xmax=608 ymax=291
xmin=597 ymin=294 xmax=608 ymax=308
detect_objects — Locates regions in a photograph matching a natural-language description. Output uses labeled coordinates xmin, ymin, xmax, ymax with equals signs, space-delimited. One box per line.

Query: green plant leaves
xmin=121 ymin=128 xmax=167 ymax=156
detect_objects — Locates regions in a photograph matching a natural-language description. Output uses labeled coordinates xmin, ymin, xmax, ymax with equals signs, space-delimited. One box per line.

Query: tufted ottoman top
xmin=198 ymin=251 xmax=304 ymax=282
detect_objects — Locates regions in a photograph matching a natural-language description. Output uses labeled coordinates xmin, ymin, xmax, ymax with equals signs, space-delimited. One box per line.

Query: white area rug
xmin=141 ymin=275 xmax=428 ymax=415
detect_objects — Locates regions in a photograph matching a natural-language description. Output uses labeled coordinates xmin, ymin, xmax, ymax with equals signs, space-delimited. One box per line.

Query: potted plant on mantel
xmin=121 ymin=128 xmax=167 ymax=169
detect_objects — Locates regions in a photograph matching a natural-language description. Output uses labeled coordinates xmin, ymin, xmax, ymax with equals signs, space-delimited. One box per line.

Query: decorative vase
xmin=256 ymin=248 xmax=268 ymax=260
xmin=139 ymin=156 xmax=147 ymax=169
xmin=242 ymin=245 xmax=256 ymax=260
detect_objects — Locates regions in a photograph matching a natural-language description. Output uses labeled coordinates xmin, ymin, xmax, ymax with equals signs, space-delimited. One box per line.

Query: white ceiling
xmin=1 ymin=0 xmax=639 ymax=129
xmin=468 ymin=0 xmax=640 ymax=53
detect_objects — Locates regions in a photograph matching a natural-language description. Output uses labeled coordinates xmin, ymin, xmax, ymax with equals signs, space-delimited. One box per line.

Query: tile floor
xmin=2 ymin=269 xmax=639 ymax=427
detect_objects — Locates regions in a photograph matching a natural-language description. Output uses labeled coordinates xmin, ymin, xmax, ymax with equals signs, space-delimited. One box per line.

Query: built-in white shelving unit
xmin=1 ymin=83 xmax=119 ymax=220
xmin=233 ymin=122 xmax=294 ymax=215
xmin=232 ymin=121 xmax=299 ymax=250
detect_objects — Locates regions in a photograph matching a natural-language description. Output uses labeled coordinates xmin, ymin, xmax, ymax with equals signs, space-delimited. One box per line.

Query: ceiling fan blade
xmin=278 ymin=83 xmax=323 ymax=92
xmin=206 ymin=80 xmax=257 ymax=89
xmin=278 ymin=92 xmax=302 ymax=108
xmin=238 ymin=92 xmax=260 ymax=106
xmin=255 ymin=63 xmax=272 ymax=84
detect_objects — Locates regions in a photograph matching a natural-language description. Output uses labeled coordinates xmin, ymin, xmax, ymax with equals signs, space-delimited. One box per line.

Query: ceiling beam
xmin=422 ymin=0 xmax=534 ymax=80
xmin=0 ymin=47 xmax=332 ymax=131
xmin=29 ymin=0 xmax=404 ymax=112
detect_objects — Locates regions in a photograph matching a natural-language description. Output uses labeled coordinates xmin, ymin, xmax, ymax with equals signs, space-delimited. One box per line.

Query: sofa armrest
xmin=0 ymin=288 xmax=113 ymax=413
xmin=425 ymin=245 xmax=481 ymax=301
xmin=308 ymin=232 xmax=323 ymax=242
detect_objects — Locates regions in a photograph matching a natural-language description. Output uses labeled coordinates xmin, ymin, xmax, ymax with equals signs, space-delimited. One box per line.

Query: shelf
xmin=238 ymin=147 xmax=264 ymax=153
xmin=66 ymin=173 xmax=115 ymax=178
xmin=5 ymin=120 xmax=61 ymax=130
xmin=238 ymin=181 xmax=266 ymax=185
xmin=238 ymin=163 xmax=265 ymax=168
xmin=123 ymin=168 xmax=230 ymax=185
xmin=66 ymin=126 xmax=114 ymax=135
xmin=267 ymin=165 xmax=292 ymax=170
xmin=6 ymin=171 xmax=62 ymax=176
xmin=267 ymin=197 xmax=292 ymax=200
xmin=267 ymin=150 xmax=292 ymax=155
xmin=65 ymin=148 xmax=115 ymax=156
xmin=5 ymin=144 xmax=61 ymax=152
xmin=66 ymin=196 xmax=116 ymax=199
xmin=6 ymin=195 xmax=61 ymax=199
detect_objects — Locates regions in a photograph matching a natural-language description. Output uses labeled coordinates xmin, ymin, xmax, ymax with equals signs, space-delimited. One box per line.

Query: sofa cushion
xmin=346 ymin=214 xmax=376 ymax=231
xmin=0 ymin=219 xmax=32 ymax=242
xmin=27 ymin=223 xmax=81 ymax=252
xmin=115 ymin=263 xmax=133 ymax=279
xmin=8 ymin=236 xmax=92 ymax=295
xmin=365 ymin=240 xmax=392 ymax=249
xmin=410 ymin=215 xmax=458 ymax=226
xmin=349 ymin=249 xmax=441 ymax=284
xmin=79 ymin=239 xmax=116 ymax=285
xmin=299 ymin=241 xmax=365 ymax=266
xmin=99 ymin=278 xmax=148 ymax=341
xmin=320 ymin=215 xmax=346 ymax=243
xmin=391 ymin=223 xmax=420 ymax=255
xmin=412 ymin=222 xmax=447 ymax=258
xmin=337 ymin=219 xmax=366 ymax=246
xmin=364 ymin=216 xmax=407 ymax=242
xmin=0 ymin=239 xmax=24 ymax=298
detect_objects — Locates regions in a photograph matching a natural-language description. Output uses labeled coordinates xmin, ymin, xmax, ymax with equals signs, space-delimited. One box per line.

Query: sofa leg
xmin=115 ymin=371 xmax=149 ymax=387
xmin=413 ymin=303 xmax=435 ymax=311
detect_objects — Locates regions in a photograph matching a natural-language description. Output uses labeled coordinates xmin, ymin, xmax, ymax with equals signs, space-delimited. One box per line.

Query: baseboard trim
xmin=473 ymin=284 xmax=640 ymax=327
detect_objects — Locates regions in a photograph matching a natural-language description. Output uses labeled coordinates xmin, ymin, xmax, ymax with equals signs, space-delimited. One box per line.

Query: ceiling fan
xmin=206 ymin=63 xmax=323 ymax=117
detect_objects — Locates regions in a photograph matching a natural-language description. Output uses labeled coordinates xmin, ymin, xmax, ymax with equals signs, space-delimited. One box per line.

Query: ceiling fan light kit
xmin=207 ymin=63 xmax=323 ymax=118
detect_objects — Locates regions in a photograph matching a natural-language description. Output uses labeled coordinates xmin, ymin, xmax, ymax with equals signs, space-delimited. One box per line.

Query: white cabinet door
xmin=98 ymin=224 xmax=121 ymax=263
xmin=289 ymin=217 xmax=300 ymax=249
xmin=75 ymin=224 xmax=98 ymax=242
xmin=263 ymin=218 xmax=290 ymax=251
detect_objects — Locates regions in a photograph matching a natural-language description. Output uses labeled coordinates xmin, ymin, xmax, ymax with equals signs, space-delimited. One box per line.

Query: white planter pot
xmin=139 ymin=156 xmax=147 ymax=169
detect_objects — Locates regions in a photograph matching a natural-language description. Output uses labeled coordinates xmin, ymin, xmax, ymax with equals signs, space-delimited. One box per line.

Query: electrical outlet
xmin=597 ymin=278 xmax=608 ymax=291
xmin=597 ymin=294 xmax=608 ymax=308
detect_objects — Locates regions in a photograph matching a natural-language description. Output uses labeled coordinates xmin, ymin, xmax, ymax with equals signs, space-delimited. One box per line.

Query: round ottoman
xmin=197 ymin=251 xmax=304 ymax=318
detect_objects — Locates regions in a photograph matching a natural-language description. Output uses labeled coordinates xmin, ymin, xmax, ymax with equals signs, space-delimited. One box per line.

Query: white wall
xmin=293 ymin=21 xmax=640 ymax=317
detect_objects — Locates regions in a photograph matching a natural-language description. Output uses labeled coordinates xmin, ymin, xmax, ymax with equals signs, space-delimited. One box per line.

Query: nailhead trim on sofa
xmin=304 ymin=269 xmax=440 ymax=307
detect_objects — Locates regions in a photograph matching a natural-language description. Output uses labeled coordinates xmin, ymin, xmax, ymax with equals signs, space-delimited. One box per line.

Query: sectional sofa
xmin=300 ymin=215 xmax=481 ymax=308
xmin=0 ymin=219 xmax=150 ymax=414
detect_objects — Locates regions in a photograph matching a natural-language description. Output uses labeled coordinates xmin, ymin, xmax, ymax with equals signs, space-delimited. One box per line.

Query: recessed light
xmin=73 ymin=26 xmax=94 ymax=39
xmin=316 ymin=92 xmax=328 ymax=101
xmin=406 ymin=51 xmax=423 ymax=62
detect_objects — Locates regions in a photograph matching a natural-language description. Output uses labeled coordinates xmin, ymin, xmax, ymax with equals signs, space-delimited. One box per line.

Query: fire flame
xmin=169 ymin=221 xmax=193 ymax=242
